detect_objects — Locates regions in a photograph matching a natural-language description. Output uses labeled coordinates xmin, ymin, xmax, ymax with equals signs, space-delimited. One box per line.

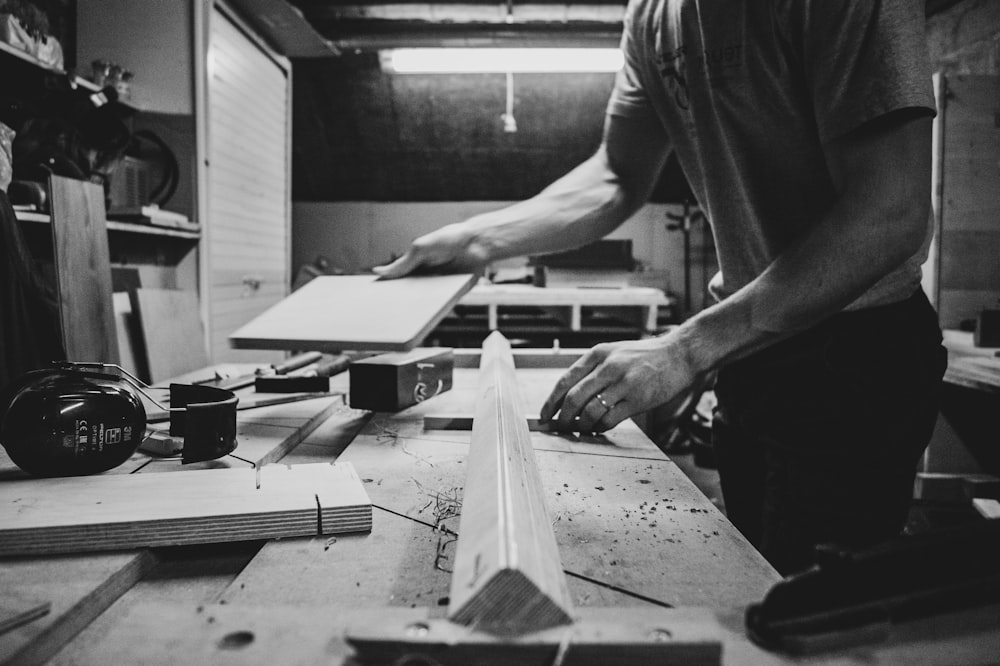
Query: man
xmin=374 ymin=0 xmax=946 ymax=575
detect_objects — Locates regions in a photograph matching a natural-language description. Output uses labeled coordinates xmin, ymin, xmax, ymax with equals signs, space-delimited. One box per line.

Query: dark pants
xmin=712 ymin=289 xmax=947 ymax=576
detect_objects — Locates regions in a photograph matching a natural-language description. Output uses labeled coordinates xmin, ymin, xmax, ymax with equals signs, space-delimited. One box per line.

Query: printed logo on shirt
xmin=657 ymin=40 xmax=744 ymax=111
xmin=657 ymin=45 xmax=691 ymax=110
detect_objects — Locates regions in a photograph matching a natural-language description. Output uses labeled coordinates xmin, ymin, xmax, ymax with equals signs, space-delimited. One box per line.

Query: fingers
xmin=592 ymin=397 xmax=630 ymax=433
xmin=576 ymin=390 xmax=630 ymax=433
xmin=372 ymin=251 xmax=423 ymax=280
xmin=538 ymin=353 xmax=603 ymax=423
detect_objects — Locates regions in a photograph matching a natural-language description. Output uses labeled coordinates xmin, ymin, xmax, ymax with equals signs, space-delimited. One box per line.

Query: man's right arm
xmin=372 ymin=110 xmax=672 ymax=278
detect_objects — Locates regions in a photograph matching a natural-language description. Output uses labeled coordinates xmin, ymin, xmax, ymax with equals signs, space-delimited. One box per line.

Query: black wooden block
xmin=975 ymin=309 xmax=1000 ymax=347
xmin=349 ymin=348 xmax=453 ymax=412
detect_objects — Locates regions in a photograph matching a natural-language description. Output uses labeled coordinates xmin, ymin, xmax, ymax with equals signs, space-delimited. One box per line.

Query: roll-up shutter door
xmin=205 ymin=4 xmax=290 ymax=363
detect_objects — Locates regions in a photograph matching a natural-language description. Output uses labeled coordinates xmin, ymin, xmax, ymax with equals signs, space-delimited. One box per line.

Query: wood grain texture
xmin=130 ymin=288 xmax=210 ymax=383
xmin=228 ymin=274 xmax=477 ymax=352
xmin=348 ymin=608 xmax=723 ymax=665
xmin=48 ymin=175 xmax=119 ymax=364
xmin=0 ymin=463 xmax=371 ymax=556
xmin=448 ymin=331 xmax=573 ymax=634
xmin=0 ymin=551 xmax=155 ymax=666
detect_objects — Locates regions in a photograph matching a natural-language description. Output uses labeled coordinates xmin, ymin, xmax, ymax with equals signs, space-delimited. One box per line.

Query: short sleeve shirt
xmin=608 ymin=0 xmax=936 ymax=309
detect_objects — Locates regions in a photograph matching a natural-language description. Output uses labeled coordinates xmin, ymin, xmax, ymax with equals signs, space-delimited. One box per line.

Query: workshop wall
xmin=921 ymin=0 xmax=1000 ymax=476
xmin=926 ymin=0 xmax=1000 ymax=74
xmin=292 ymin=51 xmax=614 ymax=202
xmin=924 ymin=1 xmax=1000 ymax=331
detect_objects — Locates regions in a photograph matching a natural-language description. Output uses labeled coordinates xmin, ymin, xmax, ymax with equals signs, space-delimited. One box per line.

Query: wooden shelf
xmin=15 ymin=210 xmax=200 ymax=240
xmin=106 ymin=220 xmax=200 ymax=240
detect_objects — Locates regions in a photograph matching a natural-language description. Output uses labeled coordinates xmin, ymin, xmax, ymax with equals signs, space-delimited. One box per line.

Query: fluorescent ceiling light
xmin=382 ymin=48 xmax=624 ymax=74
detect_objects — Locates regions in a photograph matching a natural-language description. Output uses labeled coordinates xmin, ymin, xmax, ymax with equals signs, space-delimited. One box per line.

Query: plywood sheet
xmin=0 ymin=462 xmax=371 ymax=556
xmin=229 ymin=274 xmax=476 ymax=351
xmin=131 ymin=288 xmax=210 ymax=383
xmin=48 ymin=175 xmax=119 ymax=364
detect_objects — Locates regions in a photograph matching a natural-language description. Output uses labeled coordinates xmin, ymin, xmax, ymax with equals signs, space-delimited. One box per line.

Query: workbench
xmin=2 ymin=352 xmax=999 ymax=664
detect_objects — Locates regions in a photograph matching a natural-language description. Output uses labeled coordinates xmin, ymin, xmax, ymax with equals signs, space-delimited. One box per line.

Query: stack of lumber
xmin=0 ymin=462 xmax=371 ymax=556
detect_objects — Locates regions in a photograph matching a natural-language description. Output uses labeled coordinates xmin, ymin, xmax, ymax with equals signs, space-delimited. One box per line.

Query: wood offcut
xmin=0 ymin=462 xmax=372 ymax=556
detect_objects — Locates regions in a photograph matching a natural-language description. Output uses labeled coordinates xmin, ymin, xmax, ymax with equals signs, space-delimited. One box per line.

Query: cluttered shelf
xmin=0 ymin=40 xmax=138 ymax=112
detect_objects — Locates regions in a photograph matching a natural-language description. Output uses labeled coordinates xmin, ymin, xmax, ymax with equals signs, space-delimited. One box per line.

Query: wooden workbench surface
xmin=3 ymin=363 xmax=997 ymax=664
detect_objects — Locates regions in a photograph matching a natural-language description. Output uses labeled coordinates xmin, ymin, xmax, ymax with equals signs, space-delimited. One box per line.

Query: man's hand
xmin=372 ymin=222 xmax=491 ymax=279
xmin=539 ymin=330 xmax=701 ymax=433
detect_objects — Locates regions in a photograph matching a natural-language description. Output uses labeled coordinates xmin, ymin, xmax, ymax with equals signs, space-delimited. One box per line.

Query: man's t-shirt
xmin=608 ymin=0 xmax=936 ymax=311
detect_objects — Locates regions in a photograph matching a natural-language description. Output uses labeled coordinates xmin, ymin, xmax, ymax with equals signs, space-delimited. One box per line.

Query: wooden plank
xmin=229 ymin=274 xmax=477 ymax=352
xmin=50 ymin=541 xmax=262 ymax=665
xmin=0 ymin=463 xmax=371 ymax=556
xmin=31 ymin=600 xmax=1000 ymax=665
xmin=448 ymin=332 xmax=573 ymax=634
xmin=0 ymin=551 xmax=155 ymax=666
xmin=347 ymin=608 xmax=723 ymax=665
xmin=48 ymin=175 xmax=119 ymax=364
xmin=130 ymin=288 xmax=210 ymax=383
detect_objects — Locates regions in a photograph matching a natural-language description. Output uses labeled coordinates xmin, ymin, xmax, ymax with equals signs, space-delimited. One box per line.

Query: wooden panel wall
xmin=48 ymin=176 xmax=120 ymax=364
xmin=935 ymin=74 xmax=1000 ymax=329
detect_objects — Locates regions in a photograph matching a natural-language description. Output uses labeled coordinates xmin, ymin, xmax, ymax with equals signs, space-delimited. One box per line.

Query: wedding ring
xmin=595 ymin=393 xmax=612 ymax=411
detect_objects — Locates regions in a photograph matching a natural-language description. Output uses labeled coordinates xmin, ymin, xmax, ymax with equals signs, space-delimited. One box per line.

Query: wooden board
xmin=448 ymin=332 xmax=573 ymax=634
xmin=0 ymin=462 xmax=371 ymax=556
xmin=0 ymin=551 xmax=155 ymax=666
xmin=48 ymin=175 xmax=119 ymax=364
xmin=228 ymin=274 xmax=477 ymax=352
xmin=130 ymin=288 xmax=210 ymax=383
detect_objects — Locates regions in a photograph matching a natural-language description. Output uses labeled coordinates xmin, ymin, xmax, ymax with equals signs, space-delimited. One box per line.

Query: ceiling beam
xmin=323 ymin=21 xmax=622 ymax=50
xmin=303 ymin=2 xmax=625 ymax=22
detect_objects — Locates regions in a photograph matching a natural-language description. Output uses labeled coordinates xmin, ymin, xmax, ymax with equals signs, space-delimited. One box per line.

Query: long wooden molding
xmin=447 ymin=331 xmax=573 ymax=634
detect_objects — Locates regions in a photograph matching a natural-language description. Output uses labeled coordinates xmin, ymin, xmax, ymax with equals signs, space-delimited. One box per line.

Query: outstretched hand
xmin=372 ymin=223 xmax=491 ymax=279
xmin=539 ymin=331 xmax=701 ymax=433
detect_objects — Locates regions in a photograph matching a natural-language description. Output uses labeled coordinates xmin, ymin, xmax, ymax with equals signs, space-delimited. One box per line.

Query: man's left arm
xmin=541 ymin=110 xmax=932 ymax=432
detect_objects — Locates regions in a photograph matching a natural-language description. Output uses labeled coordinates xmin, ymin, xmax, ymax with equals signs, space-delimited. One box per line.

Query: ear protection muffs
xmin=0 ymin=363 xmax=237 ymax=477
